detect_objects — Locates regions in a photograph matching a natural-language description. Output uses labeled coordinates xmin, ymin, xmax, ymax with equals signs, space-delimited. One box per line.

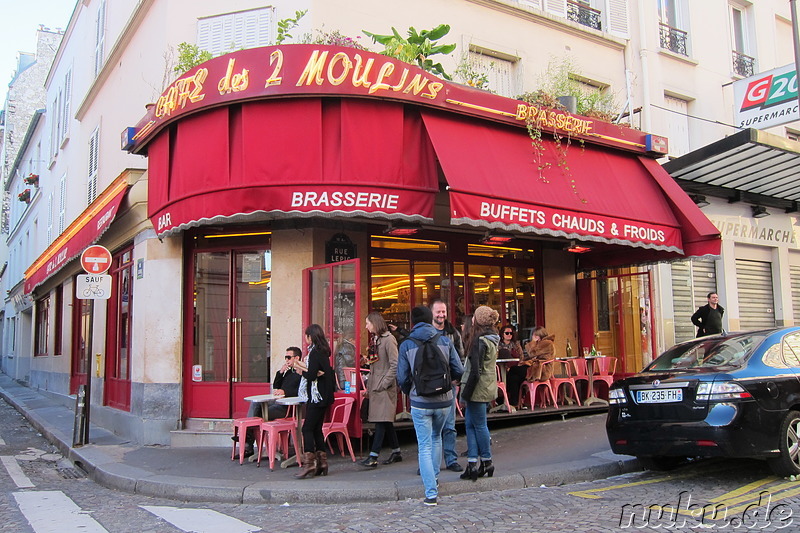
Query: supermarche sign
xmin=733 ymin=63 xmax=799 ymax=129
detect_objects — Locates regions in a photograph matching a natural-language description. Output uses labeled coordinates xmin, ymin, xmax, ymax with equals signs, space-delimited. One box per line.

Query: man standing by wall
xmin=691 ymin=292 xmax=725 ymax=337
xmin=430 ymin=299 xmax=464 ymax=472
xmin=397 ymin=306 xmax=463 ymax=505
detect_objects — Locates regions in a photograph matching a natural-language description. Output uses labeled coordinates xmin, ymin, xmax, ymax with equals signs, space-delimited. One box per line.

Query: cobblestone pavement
xmin=3 ymin=397 xmax=800 ymax=532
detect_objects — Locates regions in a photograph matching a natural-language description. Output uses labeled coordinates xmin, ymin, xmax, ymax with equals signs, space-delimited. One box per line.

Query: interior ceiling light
xmin=689 ymin=194 xmax=710 ymax=208
xmin=565 ymin=240 xmax=592 ymax=253
xmin=751 ymin=205 xmax=770 ymax=219
xmin=383 ymin=223 xmax=421 ymax=237
xmin=480 ymin=231 xmax=514 ymax=245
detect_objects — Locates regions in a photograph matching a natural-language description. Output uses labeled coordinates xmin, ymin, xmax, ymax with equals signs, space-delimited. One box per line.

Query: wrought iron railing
xmin=658 ymin=22 xmax=688 ymax=56
xmin=567 ymin=1 xmax=602 ymax=31
xmin=732 ymin=50 xmax=755 ymax=78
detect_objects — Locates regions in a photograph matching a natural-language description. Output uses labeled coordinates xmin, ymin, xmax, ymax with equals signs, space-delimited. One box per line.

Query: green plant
xmin=276 ymin=9 xmax=307 ymax=45
xmin=454 ymin=53 xmax=494 ymax=91
xmin=301 ymin=28 xmax=368 ymax=50
xmin=534 ymin=56 xmax=619 ymax=118
xmin=173 ymin=42 xmax=212 ymax=74
xmin=363 ymin=24 xmax=456 ymax=80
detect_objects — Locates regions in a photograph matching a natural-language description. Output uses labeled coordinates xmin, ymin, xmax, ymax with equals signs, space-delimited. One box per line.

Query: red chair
xmin=323 ymin=396 xmax=357 ymax=462
xmin=519 ymin=362 xmax=558 ymax=410
xmin=549 ymin=360 xmax=581 ymax=406
xmin=231 ymin=417 xmax=263 ymax=465
xmin=256 ymin=405 xmax=298 ymax=471
xmin=455 ymin=385 xmax=463 ymax=417
xmin=592 ymin=356 xmax=618 ymax=399
xmin=569 ymin=358 xmax=591 ymax=402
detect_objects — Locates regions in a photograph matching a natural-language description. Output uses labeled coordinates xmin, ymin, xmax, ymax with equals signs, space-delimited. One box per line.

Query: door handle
xmin=233 ymin=318 xmax=243 ymax=383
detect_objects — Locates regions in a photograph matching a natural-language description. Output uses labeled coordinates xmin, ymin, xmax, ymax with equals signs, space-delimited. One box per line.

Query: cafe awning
xmin=24 ymin=175 xmax=129 ymax=294
xmin=421 ymin=110 xmax=720 ymax=259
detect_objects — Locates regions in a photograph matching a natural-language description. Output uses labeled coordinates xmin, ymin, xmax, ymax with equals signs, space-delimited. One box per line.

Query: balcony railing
xmin=567 ymin=0 xmax=602 ymax=31
xmin=732 ymin=50 xmax=755 ymax=78
xmin=659 ymin=22 xmax=688 ymax=56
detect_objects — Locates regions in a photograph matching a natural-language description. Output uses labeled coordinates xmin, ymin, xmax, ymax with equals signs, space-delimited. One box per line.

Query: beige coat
xmin=366 ymin=331 xmax=399 ymax=423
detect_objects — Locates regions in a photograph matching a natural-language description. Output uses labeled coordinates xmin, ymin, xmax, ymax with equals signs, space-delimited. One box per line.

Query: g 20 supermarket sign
xmin=733 ymin=63 xmax=799 ymax=129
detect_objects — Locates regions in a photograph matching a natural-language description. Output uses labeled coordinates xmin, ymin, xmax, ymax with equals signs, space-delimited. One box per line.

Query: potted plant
xmin=23 ymin=173 xmax=39 ymax=186
xmin=18 ymin=189 xmax=31 ymax=203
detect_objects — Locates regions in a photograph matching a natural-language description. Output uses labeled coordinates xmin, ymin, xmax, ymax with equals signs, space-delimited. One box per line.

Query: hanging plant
xmin=23 ymin=173 xmax=39 ymax=186
xmin=18 ymin=189 xmax=31 ymax=203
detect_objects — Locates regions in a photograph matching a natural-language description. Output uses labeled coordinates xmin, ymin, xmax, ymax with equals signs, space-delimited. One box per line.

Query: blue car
xmin=606 ymin=327 xmax=800 ymax=476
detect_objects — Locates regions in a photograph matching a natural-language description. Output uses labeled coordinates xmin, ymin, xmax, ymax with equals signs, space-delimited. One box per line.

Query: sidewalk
xmin=0 ymin=374 xmax=640 ymax=504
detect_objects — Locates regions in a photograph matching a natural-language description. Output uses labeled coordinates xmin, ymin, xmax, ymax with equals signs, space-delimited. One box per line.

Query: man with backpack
xmin=396 ymin=305 xmax=464 ymax=506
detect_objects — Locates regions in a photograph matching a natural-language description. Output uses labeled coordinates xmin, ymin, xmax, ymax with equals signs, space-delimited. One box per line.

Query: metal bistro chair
xmin=520 ymin=361 xmax=558 ymax=410
xmin=493 ymin=364 xmax=515 ymax=413
xmin=322 ymin=396 xmax=357 ymax=462
xmin=549 ymin=360 xmax=581 ymax=407
xmin=569 ymin=357 xmax=591 ymax=403
xmin=231 ymin=417 xmax=263 ymax=465
xmin=256 ymin=404 xmax=298 ymax=471
xmin=592 ymin=356 xmax=618 ymax=400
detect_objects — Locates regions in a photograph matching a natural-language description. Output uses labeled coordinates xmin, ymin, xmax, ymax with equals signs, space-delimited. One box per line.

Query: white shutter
xmin=791 ymin=265 xmax=800 ymax=323
xmin=61 ymin=70 xmax=72 ymax=142
xmin=59 ymin=175 xmax=66 ymax=234
xmin=469 ymin=52 xmax=519 ymax=99
xmin=88 ymin=128 xmax=99 ymax=205
xmin=605 ymin=0 xmax=629 ymax=37
xmin=50 ymin=98 xmax=58 ymax=158
xmin=55 ymin=91 xmax=62 ymax=149
xmin=663 ymin=95 xmax=690 ymax=157
xmin=47 ymin=194 xmax=53 ymax=244
xmin=545 ymin=0 xmax=567 ymax=17
xmin=94 ymin=0 xmax=106 ymax=77
xmin=197 ymin=8 xmax=274 ymax=57
xmin=736 ymin=259 xmax=775 ymax=331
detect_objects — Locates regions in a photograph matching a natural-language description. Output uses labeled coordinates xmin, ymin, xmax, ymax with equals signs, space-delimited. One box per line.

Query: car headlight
xmin=696 ymin=381 xmax=751 ymax=401
xmin=609 ymin=387 xmax=627 ymax=405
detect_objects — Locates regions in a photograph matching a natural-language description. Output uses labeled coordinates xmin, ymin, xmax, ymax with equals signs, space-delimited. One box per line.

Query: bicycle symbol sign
xmin=76 ymin=274 xmax=112 ymax=300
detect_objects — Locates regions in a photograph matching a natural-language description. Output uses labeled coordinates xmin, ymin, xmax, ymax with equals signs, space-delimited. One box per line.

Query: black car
xmin=606 ymin=327 xmax=800 ymax=476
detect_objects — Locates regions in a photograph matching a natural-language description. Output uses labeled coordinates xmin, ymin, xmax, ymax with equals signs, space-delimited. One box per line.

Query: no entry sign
xmin=81 ymin=245 xmax=112 ymax=274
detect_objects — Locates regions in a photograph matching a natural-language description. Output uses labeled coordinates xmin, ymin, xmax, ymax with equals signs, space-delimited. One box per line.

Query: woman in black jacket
xmin=293 ymin=323 xmax=335 ymax=478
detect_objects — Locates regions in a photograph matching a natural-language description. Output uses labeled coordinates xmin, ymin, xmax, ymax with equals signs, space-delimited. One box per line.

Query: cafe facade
xmin=24 ymin=44 xmax=719 ymax=444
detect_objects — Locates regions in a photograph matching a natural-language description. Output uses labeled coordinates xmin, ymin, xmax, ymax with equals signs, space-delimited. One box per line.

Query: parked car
xmin=606 ymin=327 xmax=800 ymax=476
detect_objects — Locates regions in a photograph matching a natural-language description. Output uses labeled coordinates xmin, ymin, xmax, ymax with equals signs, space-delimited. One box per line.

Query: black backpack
xmin=409 ymin=333 xmax=452 ymax=397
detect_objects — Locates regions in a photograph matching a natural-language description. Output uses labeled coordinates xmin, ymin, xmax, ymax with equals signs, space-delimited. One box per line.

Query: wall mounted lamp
xmin=383 ymin=223 xmax=421 ymax=237
xmin=565 ymin=240 xmax=592 ymax=253
xmin=689 ymin=194 xmax=710 ymax=208
xmin=480 ymin=231 xmax=514 ymax=245
xmin=751 ymin=205 xmax=770 ymax=219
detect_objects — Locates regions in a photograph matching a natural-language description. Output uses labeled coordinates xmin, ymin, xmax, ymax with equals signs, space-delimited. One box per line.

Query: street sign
xmin=76 ymin=274 xmax=112 ymax=300
xmin=81 ymin=245 xmax=112 ymax=274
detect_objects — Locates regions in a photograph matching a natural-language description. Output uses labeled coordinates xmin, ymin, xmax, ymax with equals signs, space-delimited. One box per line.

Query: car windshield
xmin=645 ymin=334 xmax=766 ymax=371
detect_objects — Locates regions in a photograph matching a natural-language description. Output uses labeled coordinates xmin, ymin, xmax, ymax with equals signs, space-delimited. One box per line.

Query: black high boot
xmin=478 ymin=459 xmax=494 ymax=478
xmin=460 ymin=461 xmax=479 ymax=481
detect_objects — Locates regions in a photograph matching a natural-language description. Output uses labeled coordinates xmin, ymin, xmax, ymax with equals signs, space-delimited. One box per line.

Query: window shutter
xmin=94 ymin=0 xmax=106 ymax=77
xmin=197 ymin=8 xmax=275 ymax=57
xmin=47 ymin=194 xmax=53 ymax=244
xmin=59 ymin=175 xmax=66 ymax=234
xmin=605 ymin=0 xmax=629 ymax=37
xmin=62 ymin=70 xmax=72 ymax=141
xmin=87 ymin=128 xmax=99 ymax=205
xmin=545 ymin=0 xmax=567 ymax=17
xmin=50 ymin=98 xmax=58 ymax=158
xmin=55 ymin=91 xmax=62 ymax=149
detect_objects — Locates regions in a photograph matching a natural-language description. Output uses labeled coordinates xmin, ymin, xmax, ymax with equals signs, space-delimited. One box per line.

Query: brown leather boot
xmin=315 ymin=450 xmax=328 ymax=476
xmin=294 ymin=452 xmax=317 ymax=479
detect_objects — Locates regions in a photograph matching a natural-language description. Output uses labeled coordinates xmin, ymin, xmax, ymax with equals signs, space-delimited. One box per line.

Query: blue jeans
xmin=442 ymin=399 xmax=458 ymax=466
xmin=411 ymin=406 xmax=448 ymax=499
xmin=464 ymin=401 xmax=492 ymax=461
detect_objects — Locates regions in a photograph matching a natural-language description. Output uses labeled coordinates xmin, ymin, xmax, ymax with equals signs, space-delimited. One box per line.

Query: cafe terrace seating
xmin=494 ymin=365 xmax=515 ymax=413
xmin=519 ymin=361 xmax=558 ymax=410
xmin=323 ymin=396 xmax=357 ymax=462
xmin=549 ymin=360 xmax=581 ymax=406
xmin=591 ymin=356 xmax=618 ymax=399
xmin=569 ymin=357 xmax=591 ymax=403
xmin=230 ymin=417 xmax=263 ymax=465
xmin=256 ymin=405 xmax=298 ymax=471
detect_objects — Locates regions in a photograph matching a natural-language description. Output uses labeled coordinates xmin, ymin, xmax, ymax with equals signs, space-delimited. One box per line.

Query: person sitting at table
xmin=505 ymin=327 xmax=555 ymax=409
xmin=233 ymin=346 xmax=303 ymax=459
xmin=497 ymin=325 xmax=523 ymax=360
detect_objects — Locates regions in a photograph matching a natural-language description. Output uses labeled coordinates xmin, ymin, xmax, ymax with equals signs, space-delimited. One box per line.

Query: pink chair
xmin=323 ymin=396 xmax=357 ymax=462
xmin=569 ymin=358 xmax=591 ymax=402
xmin=256 ymin=405 xmax=298 ymax=471
xmin=549 ymin=360 xmax=581 ymax=406
xmin=455 ymin=385 xmax=463 ymax=417
xmin=592 ymin=356 xmax=618 ymax=399
xmin=231 ymin=417 xmax=263 ymax=465
xmin=520 ymin=362 xmax=558 ymax=410
xmin=494 ymin=365 xmax=515 ymax=413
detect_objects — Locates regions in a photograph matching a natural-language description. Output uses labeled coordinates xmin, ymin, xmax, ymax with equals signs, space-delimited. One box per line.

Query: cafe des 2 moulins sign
xmin=126 ymin=44 xmax=654 ymax=155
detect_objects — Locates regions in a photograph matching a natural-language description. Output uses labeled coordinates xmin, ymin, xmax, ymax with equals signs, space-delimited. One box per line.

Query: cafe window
xmin=54 ymin=285 xmax=63 ymax=356
xmin=35 ymin=294 xmax=50 ymax=357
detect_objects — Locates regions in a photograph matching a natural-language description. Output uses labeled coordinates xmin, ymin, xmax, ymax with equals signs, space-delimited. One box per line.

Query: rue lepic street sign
xmin=77 ymin=245 xmax=112 ymax=300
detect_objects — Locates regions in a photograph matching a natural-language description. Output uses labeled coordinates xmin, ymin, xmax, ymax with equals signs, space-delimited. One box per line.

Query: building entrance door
xmin=185 ymin=247 xmax=271 ymax=419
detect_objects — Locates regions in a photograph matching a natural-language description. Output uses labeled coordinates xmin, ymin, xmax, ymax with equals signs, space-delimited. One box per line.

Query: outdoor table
xmin=277 ymin=396 xmax=305 ymax=468
xmin=243 ymin=393 xmax=276 ymax=421
xmin=495 ymin=358 xmax=519 ymax=383
xmin=583 ymin=356 xmax=609 ymax=407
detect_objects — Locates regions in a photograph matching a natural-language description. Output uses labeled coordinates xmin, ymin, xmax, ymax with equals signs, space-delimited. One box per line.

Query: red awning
xmin=148 ymin=98 xmax=438 ymax=236
xmin=24 ymin=176 xmax=129 ymax=294
xmin=421 ymin=111 xmax=720 ymax=258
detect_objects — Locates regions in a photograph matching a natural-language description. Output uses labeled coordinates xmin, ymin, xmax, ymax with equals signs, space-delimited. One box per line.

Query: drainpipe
xmin=637 ymin=0 xmax=653 ymax=133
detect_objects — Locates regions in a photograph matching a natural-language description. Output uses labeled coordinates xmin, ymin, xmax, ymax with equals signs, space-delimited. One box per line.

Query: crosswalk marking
xmin=141 ymin=505 xmax=261 ymax=533
xmin=0 ymin=435 xmax=6 ymax=445
xmin=14 ymin=491 xmax=109 ymax=532
xmin=1 ymin=455 xmax=35 ymax=488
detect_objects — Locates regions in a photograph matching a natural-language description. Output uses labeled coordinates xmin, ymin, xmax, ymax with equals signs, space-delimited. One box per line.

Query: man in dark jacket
xmin=691 ymin=292 xmax=725 ymax=337
xmin=397 ymin=306 xmax=463 ymax=506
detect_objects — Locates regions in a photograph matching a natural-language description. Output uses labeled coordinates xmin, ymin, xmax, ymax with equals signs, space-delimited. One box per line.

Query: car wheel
xmin=636 ymin=456 xmax=684 ymax=471
xmin=767 ymin=410 xmax=800 ymax=477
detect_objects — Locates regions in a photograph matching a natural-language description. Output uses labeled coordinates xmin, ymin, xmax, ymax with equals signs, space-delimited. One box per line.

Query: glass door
xmin=186 ymin=247 xmax=271 ymax=419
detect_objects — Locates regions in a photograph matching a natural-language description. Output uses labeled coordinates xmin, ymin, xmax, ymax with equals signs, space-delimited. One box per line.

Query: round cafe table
xmin=276 ymin=396 xmax=305 ymax=468
xmin=583 ymin=356 xmax=609 ymax=407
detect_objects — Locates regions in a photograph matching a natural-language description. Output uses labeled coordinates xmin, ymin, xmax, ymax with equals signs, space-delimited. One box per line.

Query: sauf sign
xmin=733 ymin=63 xmax=799 ymax=129
xmin=76 ymin=245 xmax=112 ymax=300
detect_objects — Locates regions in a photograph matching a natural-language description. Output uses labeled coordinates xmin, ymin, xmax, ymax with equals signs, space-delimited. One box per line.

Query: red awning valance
xmin=421 ymin=111 xmax=720 ymax=259
xmin=148 ymin=98 xmax=438 ymax=236
xmin=24 ymin=176 xmax=129 ymax=294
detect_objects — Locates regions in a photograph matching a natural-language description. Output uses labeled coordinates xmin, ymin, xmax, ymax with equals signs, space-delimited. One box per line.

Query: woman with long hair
xmin=359 ymin=311 xmax=401 ymax=467
xmin=506 ymin=326 xmax=554 ymax=409
xmin=459 ymin=306 xmax=499 ymax=481
xmin=293 ymin=323 xmax=335 ymax=478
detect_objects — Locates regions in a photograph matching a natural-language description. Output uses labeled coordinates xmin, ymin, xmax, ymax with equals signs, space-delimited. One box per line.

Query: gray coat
xmin=366 ymin=331 xmax=398 ymax=423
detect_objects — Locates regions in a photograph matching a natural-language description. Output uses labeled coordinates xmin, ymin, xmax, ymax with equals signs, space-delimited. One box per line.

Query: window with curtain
xmin=35 ymin=294 xmax=50 ymax=356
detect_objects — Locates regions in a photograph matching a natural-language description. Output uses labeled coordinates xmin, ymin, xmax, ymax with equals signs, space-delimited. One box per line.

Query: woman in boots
xmin=293 ymin=324 xmax=335 ymax=478
xmin=359 ymin=312 xmax=401 ymax=468
xmin=459 ymin=306 xmax=499 ymax=481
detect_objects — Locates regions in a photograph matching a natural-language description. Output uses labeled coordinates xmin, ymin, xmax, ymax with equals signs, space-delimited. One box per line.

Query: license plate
xmin=636 ymin=388 xmax=683 ymax=403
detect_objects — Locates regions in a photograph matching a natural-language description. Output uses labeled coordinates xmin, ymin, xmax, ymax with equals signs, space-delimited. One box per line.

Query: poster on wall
xmin=241 ymin=253 xmax=263 ymax=283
